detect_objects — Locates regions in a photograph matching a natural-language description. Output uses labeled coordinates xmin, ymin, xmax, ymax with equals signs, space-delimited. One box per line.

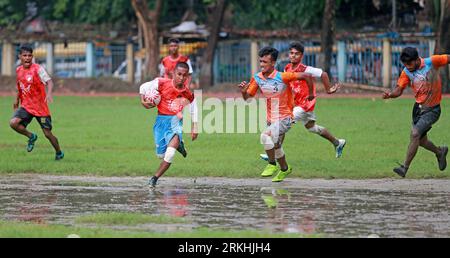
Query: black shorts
xmin=12 ymin=107 xmax=53 ymax=130
xmin=412 ymin=103 xmax=441 ymax=138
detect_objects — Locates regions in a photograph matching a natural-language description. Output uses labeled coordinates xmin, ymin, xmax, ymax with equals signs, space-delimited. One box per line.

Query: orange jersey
xmin=397 ymin=55 xmax=448 ymax=107
xmin=247 ymin=70 xmax=298 ymax=123
xmin=16 ymin=63 xmax=52 ymax=116
xmin=160 ymin=55 xmax=191 ymax=79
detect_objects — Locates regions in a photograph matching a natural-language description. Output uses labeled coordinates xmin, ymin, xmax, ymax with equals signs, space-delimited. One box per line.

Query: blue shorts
xmin=153 ymin=115 xmax=183 ymax=156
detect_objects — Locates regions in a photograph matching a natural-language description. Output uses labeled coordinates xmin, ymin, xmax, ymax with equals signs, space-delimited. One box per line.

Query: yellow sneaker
xmin=272 ymin=166 xmax=292 ymax=182
xmin=261 ymin=195 xmax=278 ymax=209
xmin=261 ymin=164 xmax=279 ymax=177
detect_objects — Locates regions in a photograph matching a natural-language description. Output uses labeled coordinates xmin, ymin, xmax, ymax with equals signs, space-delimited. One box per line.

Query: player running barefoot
xmin=260 ymin=42 xmax=345 ymax=162
xmin=382 ymin=47 xmax=450 ymax=178
xmin=140 ymin=62 xmax=198 ymax=187
xmin=239 ymin=46 xmax=314 ymax=182
xmin=9 ymin=45 xmax=64 ymax=160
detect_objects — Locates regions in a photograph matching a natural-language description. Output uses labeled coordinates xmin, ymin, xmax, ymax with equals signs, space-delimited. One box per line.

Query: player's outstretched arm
xmin=382 ymin=86 xmax=404 ymax=99
xmin=321 ymin=72 xmax=341 ymax=94
xmin=239 ymin=81 xmax=251 ymax=100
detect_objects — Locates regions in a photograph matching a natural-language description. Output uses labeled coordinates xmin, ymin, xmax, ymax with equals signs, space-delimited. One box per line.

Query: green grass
xmin=0 ymin=220 xmax=313 ymax=238
xmin=1 ymin=96 xmax=449 ymax=178
xmin=75 ymin=212 xmax=186 ymax=225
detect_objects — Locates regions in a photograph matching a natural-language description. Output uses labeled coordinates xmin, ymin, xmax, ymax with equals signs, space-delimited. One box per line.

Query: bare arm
xmin=295 ymin=72 xmax=315 ymax=101
xmin=140 ymin=95 xmax=155 ymax=109
xmin=13 ymin=84 xmax=20 ymax=111
xmin=191 ymin=122 xmax=198 ymax=141
xmin=238 ymin=81 xmax=252 ymax=100
xmin=382 ymin=86 xmax=405 ymax=99
xmin=321 ymin=72 xmax=341 ymax=94
xmin=45 ymin=79 xmax=54 ymax=103
xmin=189 ymin=98 xmax=198 ymax=141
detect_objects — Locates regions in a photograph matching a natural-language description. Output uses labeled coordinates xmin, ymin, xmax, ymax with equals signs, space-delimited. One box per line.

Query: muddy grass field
xmin=0 ymin=175 xmax=449 ymax=238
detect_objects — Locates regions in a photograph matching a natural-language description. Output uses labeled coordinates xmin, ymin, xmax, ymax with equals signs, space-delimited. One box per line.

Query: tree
xmin=320 ymin=0 xmax=336 ymax=77
xmin=131 ymin=0 xmax=162 ymax=79
xmin=0 ymin=0 xmax=134 ymax=26
xmin=434 ymin=0 xmax=450 ymax=92
xmin=51 ymin=0 xmax=134 ymax=25
xmin=440 ymin=0 xmax=450 ymax=92
xmin=0 ymin=0 xmax=28 ymax=27
xmin=199 ymin=0 xmax=228 ymax=88
xmin=231 ymin=0 xmax=325 ymax=31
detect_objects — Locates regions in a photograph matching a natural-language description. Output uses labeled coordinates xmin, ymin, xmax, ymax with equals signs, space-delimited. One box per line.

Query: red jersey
xmin=140 ymin=78 xmax=195 ymax=116
xmin=160 ymin=55 xmax=191 ymax=79
xmin=16 ymin=63 xmax=52 ymax=117
xmin=285 ymin=63 xmax=322 ymax=112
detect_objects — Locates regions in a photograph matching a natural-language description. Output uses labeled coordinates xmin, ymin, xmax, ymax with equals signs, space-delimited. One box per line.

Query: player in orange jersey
xmin=260 ymin=42 xmax=345 ymax=163
xmin=239 ymin=46 xmax=314 ymax=182
xmin=383 ymin=47 xmax=450 ymax=177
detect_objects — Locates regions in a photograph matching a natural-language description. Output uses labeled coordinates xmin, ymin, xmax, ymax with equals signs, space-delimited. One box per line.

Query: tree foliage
xmin=0 ymin=0 xmax=27 ymax=26
xmin=231 ymin=0 xmax=327 ymax=30
xmin=0 ymin=0 xmax=433 ymax=31
xmin=230 ymin=0 xmax=426 ymax=31
xmin=0 ymin=0 xmax=135 ymax=27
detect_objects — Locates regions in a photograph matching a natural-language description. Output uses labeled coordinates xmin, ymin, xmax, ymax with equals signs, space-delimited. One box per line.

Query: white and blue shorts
xmin=153 ymin=115 xmax=183 ymax=156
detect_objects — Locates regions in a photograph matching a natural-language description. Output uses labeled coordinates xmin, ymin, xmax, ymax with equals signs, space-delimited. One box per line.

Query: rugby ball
xmin=144 ymin=89 xmax=161 ymax=106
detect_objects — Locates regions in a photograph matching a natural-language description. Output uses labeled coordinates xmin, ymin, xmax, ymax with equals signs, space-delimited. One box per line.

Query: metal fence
xmin=33 ymin=42 xmax=127 ymax=78
xmin=1 ymin=36 xmax=436 ymax=88
xmin=264 ymin=37 xmax=432 ymax=88
xmin=0 ymin=44 xmax=2 ymax=73
xmin=343 ymin=38 xmax=429 ymax=87
xmin=343 ymin=39 xmax=383 ymax=86
xmin=213 ymin=40 xmax=251 ymax=84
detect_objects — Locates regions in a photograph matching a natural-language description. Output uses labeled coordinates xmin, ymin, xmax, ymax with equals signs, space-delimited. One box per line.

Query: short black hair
xmin=289 ymin=42 xmax=304 ymax=53
xmin=258 ymin=46 xmax=279 ymax=62
xmin=19 ymin=44 xmax=33 ymax=54
xmin=175 ymin=62 xmax=189 ymax=71
xmin=400 ymin=47 xmax=419 ymax=63
xmin=168 ymin=38 xmax=180 ymax=44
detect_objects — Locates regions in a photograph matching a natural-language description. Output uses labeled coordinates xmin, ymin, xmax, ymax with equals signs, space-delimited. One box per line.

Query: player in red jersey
xmin=140 ymin=62 xmax=198 ymax=187
xmin=9 ymin=45 xmax=64 ymax=160
xmin=286 ymin=42 xmax=345 ymax=158
xmin=160 ymin=38 xmax=193 ymax=79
